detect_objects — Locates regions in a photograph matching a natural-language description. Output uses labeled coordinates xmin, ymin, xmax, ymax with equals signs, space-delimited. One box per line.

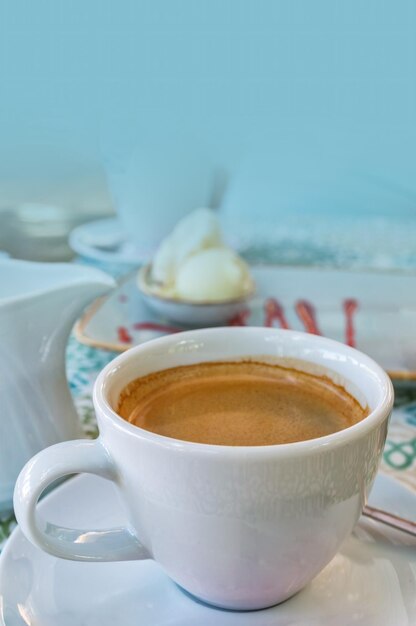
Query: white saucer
xmin=1 ymin=473 xmax=415 ymax=626
xmin=69 ymin=217 xmax=242 ymax=270
xmin=69 ymin=217 xmax=152 ymax=266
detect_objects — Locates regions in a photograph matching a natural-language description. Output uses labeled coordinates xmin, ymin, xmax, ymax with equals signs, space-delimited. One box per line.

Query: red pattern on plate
xmin=116 ymin=298 xmax=360 ymax=348
xmin=264 ymin=298 xmax=290 ymax=329
xmin=228 ymin=309 xmax=251 ymax=326
xmin=117 ymin=326 xmax=133 ymax=344
xmin=295 ymin=300 xmax=321 ymax=335
xmin=343 ymin=299 xmax=358 ymax=347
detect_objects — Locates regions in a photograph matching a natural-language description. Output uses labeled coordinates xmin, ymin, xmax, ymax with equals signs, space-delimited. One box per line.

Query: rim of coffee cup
xmin=94 ymin=327 xmax=394 ymax=457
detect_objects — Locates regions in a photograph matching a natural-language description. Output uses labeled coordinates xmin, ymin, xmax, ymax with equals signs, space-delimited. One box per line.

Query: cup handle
xmin=13 ymin=439 xmax=151 ymax=562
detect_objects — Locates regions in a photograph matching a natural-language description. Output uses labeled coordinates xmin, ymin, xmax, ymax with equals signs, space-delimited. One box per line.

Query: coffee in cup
xmin=118 ymin=360 xmax=368 ymax=446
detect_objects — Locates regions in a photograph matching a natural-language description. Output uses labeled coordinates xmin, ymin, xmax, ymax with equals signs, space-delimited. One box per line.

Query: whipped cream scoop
xmin=148 ymin=208 xmax=252 ymax=302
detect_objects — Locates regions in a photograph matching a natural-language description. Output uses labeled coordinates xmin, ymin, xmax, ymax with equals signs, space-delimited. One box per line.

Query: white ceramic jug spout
xmin=0 ymin=259 xmax=115 ymax=510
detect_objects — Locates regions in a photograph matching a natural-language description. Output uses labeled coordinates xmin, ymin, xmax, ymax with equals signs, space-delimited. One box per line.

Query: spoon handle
xmin=362 ymin=504 xmax=416 ymax=537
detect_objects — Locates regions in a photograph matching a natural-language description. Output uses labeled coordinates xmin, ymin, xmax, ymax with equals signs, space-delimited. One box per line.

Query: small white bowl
xmin=137 ymin=264 xmax=255 ymax=327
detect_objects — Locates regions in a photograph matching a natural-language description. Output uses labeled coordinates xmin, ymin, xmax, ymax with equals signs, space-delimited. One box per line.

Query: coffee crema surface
xmin=117 ymin=361 xmax=368 ymax=446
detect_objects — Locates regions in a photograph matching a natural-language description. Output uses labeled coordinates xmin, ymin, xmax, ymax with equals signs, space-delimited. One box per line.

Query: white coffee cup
xmin=14 ymin=328 xmax=393 ymax=610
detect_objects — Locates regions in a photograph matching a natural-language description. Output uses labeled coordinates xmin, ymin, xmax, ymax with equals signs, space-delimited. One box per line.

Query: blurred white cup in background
xmin=102 ymin=120 xmax=217 ymax=252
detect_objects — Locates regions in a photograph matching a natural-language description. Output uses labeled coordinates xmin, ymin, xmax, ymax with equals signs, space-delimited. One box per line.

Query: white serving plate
xmin=75 ymin=265 xmax=416 ymax=380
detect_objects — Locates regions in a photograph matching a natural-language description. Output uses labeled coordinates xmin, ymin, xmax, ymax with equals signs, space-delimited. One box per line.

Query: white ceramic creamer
xmin=0 ymin=259 xmax=115 ymax=509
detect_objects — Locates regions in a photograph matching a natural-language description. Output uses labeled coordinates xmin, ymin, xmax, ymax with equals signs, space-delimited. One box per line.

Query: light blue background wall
xmin=0 ymin=0 xmax=415 ymax=219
